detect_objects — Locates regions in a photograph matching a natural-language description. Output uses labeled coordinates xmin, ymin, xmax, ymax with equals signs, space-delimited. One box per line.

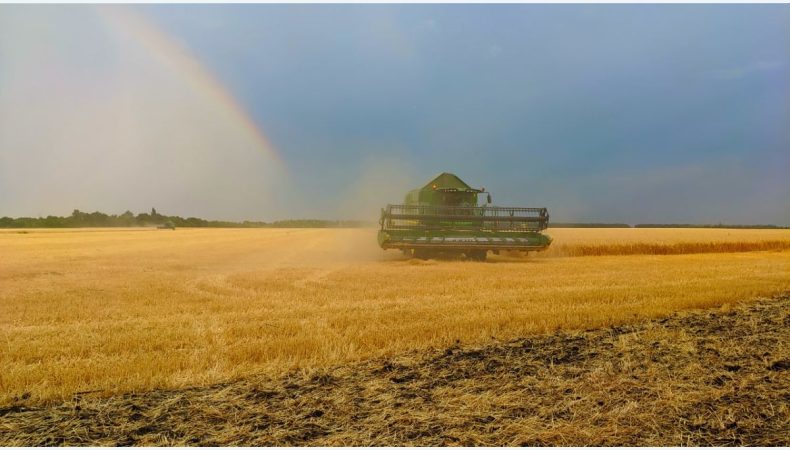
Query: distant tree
xmin=119 ymin=210 xmax=135 ymax=226
xmin=69 ymin=209 xmax=87 ymax=227
xmin=85 ymin=211 xmax=109 ymax=226
xmin=43 ymin=215 xmax=65 ymax=227
xmin=136 ymin=212 xmax=152 ymax=225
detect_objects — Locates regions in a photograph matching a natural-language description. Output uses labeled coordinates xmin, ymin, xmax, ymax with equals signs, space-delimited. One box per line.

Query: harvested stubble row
xmin=1 ymin=293 xmax=788 ymax=446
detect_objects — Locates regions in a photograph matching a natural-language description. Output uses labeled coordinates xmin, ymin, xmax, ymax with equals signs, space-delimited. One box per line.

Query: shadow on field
xmin=376 ymin=251 xmax=550 ymax=264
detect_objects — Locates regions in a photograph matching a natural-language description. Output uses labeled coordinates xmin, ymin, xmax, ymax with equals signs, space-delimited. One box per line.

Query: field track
xmin=2 ymin=293 xmax=787 ymax=446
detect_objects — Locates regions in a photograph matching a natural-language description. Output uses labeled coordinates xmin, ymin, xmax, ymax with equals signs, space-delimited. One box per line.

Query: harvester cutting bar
xmin=380 ymin=204 xmax=549 ymax=232
xmin=381 ymin=235 xmax=550 ymax=250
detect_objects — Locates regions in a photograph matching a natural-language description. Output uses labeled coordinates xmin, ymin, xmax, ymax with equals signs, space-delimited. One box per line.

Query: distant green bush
xmin=0 ymin=208 xmax=374 ymax=229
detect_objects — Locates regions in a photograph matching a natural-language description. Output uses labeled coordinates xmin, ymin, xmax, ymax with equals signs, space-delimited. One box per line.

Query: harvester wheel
xmin=413 ymin=249 xmax=432 ymax=260
xmin=466 ymin=250 xmax=487 ymax=261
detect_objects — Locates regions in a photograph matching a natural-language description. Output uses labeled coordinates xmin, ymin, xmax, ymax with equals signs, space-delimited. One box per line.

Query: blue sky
xmin=1 ymin=5 xmax=788 ymax=224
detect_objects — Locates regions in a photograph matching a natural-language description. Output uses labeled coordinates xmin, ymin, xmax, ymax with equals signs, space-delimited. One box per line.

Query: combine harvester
xmin=378 ymin=173 xmax=552 ymax=261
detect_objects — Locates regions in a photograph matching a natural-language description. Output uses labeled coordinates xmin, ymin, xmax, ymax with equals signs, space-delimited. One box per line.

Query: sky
xmin=0 ymin=4 xmax=788 ymax=225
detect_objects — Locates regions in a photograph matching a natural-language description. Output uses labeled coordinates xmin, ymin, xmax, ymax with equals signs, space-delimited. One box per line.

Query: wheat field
xmin=1 ymin=227 xmax=788 ymax=405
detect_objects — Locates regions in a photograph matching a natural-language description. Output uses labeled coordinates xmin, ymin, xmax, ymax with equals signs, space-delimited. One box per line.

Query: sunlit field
xmin=543 ymin=228 xmax=790 ymax=256
xmin=1 ymin=227 xmax=788 ymax=405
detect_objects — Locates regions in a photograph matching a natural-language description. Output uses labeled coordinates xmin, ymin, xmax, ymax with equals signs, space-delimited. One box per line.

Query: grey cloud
xmin=704 ymin=60 xmax=785 ymax=80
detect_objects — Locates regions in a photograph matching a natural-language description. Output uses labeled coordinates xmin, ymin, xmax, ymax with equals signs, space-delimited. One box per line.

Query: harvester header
xmin=378 ymin=173 xmax=552 ymax=261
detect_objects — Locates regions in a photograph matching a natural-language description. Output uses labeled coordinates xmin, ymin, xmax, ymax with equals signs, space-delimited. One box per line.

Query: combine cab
xmin=378 ymin=173 xmax=552 ymax=261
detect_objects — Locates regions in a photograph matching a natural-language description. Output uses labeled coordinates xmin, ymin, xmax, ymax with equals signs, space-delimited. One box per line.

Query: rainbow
xmin=98 ymin=6 xmax=285 ymax=171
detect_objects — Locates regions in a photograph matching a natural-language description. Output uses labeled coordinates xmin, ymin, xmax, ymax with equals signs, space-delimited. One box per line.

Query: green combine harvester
xmin=378 ymin=173 xmax=552 ymax=261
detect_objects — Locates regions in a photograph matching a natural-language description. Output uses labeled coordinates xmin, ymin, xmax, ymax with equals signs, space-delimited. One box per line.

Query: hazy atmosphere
xmin=0 ymin=4 xmax=788 ymax=224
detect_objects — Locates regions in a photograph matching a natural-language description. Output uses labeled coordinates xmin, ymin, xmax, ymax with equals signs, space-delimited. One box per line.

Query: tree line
xmin=0 ymin=209 xmax=372 ymax=229
xmin=0 ymin=209 xmax=784 ymax=229
xmin=549 ymin=223 xmax=787 ymax=229
xmin=633 ymin=223 xmax=788 ymax=229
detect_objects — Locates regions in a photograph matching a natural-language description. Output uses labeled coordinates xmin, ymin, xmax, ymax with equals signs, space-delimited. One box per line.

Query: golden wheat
xmin=1 ymin=227 xmax=788 ymax=405
xmin=542 ymin=227 xmax=790 ymax=256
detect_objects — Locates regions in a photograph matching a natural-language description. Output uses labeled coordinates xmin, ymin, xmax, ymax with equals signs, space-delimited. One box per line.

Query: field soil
xmin=3 ymin=293 xmax=787 ymax=446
